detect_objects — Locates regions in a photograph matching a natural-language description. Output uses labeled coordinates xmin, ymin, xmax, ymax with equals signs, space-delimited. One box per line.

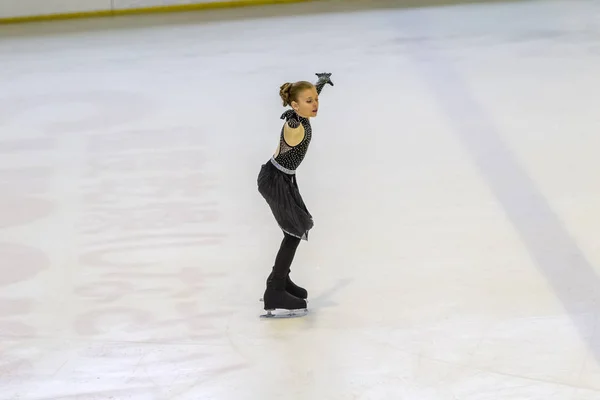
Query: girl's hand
xmin=316 ymin=72 xmax=334 ymax=86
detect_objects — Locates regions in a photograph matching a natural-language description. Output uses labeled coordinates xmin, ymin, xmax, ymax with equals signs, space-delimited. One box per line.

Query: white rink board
xmin=0 ymin=0 xmax=111 ymax=18
xmin=0 ymin=0 xmax=257 ymax=19
xmin=113 ymin=0 xmax=226 ymax=10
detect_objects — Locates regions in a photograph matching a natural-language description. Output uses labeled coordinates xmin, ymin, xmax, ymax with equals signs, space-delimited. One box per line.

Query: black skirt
xmin=257 ymin=160 xmax=313 ymax=241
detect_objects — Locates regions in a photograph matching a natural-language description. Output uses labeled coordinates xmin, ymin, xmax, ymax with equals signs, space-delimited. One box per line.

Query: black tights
xmin=270 ymin=232 xmax=301 ymax=286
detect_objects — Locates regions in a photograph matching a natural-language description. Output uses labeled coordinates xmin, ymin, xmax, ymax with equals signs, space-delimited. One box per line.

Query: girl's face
xmin=292 ymin=87 xmax=319 ymax=118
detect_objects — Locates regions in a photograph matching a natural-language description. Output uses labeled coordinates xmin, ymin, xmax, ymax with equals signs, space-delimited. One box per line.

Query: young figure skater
xmin=257 ymin=72 xmax=334 ymax=314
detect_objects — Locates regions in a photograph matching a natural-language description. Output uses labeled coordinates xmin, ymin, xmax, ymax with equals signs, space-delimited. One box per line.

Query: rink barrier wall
xmin=0 ymin=0 xmax=313 ymax=24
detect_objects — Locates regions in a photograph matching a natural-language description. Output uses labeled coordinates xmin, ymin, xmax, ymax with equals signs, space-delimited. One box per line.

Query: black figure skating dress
xmin=257 ymin=73 xmax=333 ymax=241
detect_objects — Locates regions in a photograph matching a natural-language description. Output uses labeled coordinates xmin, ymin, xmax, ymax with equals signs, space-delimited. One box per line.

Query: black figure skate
xmin=260 ymin=270 xmax=308 ymax=319
xmin=260 ymin=268 xmax=308 ymax=302
xmin=283 ymin=268 xmax=308 ymax=299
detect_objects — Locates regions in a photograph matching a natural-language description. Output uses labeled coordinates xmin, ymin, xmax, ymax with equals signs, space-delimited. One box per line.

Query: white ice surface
xmin=1 ymin=0 xmax=600 ymax=399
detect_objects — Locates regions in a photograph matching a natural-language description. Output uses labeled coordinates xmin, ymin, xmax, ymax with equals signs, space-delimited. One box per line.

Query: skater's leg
xmin=266 ymin=231 xmax=307 ymax=296
xmin=265 ymin=232 xmax=308 ymax=299
xmin=264 ymin=232 xmax=306 ymax=310
xmin=273 ymin=232 xmax=301 ymax=281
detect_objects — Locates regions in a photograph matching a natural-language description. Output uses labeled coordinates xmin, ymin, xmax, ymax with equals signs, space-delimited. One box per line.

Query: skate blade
xmin=260 ymin=308 xmax=308 ymax=319
xmin=259 ymin=297 xmax=308 ymax=304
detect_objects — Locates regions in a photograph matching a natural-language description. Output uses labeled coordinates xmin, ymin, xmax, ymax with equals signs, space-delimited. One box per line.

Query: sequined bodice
xmin=273 ymin=110 xmax=312 ymax=171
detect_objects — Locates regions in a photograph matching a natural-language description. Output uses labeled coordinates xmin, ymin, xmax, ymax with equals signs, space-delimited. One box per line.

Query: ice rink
xmin=1 ymin=0 xmax=600 ymax=398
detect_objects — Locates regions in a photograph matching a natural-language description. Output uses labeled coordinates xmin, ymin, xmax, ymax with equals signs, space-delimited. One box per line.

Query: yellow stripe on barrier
xmin=0 ymin=0 xmax=313 ymax=24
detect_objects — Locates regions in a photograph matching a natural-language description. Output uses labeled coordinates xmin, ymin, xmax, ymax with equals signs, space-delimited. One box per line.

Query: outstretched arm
xmin=315 ymin=72 xmax=334 ymax=95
